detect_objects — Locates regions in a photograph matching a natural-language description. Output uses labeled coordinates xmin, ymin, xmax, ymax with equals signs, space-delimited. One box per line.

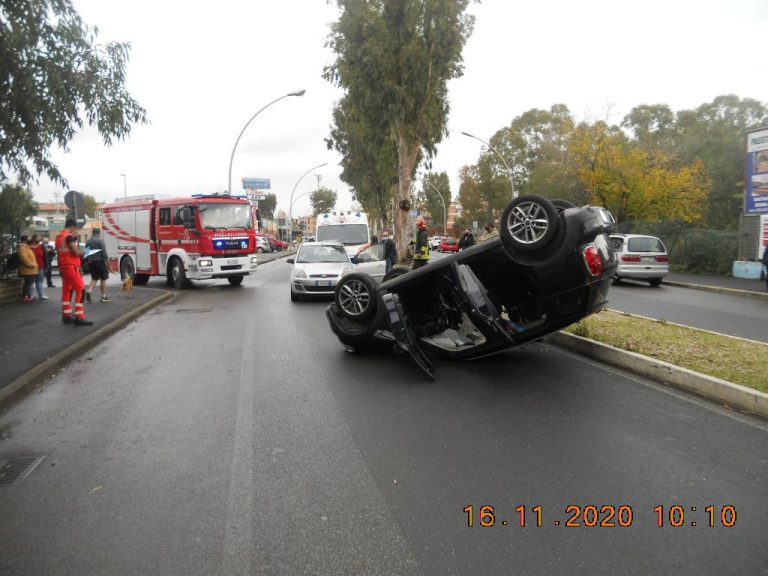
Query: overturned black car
xmin=325 ymin=195 xmax=618 ymax=377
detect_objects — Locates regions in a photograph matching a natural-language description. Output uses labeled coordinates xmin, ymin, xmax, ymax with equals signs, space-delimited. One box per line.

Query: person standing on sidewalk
xmin=412 ymin=217 xmax=430 ymax=270
xmin=479 ymin=220 xmax=499 ymax=242
xmin=762 ymin=244 xmax=768 ymax=291
xmin=30 ymin=234 xmax=50 ymax=300
xmin=17 ymin=236 xmax=38 ymax=302
xmin=43 ymin=236 xmax=56 ymax=287
xmin=56 ymin=218 xmax=92 ymax=325
xmin=85 ymin=228 xmax=111 ymax=303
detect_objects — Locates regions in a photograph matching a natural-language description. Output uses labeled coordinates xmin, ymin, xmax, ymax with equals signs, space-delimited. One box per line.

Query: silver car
xmin=609 ymin=233 xmax=669 ymax=286
xmin=287 ymin=241 xmax=353 ymax=301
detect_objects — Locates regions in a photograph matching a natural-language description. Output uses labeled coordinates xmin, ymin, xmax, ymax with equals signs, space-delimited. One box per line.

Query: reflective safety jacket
xmin=56 ymin=229 xmax=80 ymax=268
xmin=413 ymin=228 xmax=430 ymax=261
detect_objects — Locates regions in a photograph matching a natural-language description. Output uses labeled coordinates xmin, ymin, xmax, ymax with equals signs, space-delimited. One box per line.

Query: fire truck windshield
xmin=198 ymin=203 xmax=252 ymax=230
xmin=316 ymin=223 xmax=368 ymax=245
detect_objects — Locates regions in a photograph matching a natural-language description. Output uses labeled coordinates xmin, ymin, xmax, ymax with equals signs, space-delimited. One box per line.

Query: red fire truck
xmin=101 ymin=194 xmax=259 ymax=288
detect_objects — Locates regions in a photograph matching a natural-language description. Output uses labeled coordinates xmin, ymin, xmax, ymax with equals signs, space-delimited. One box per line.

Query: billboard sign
xmin=745 ymin=128 xmax=768 ymax=214
xmin=242 ymin=177 xmax=271 ymax=190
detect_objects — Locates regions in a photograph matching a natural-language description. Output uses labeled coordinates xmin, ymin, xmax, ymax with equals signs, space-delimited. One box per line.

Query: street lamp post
xmin=426 ymin=179 xmax=447 ymax=237
xmin=461 ymin=131 xmax=516 ymax=199
xmin=120 ymin=173 xmax=127 ymax=198
xmin=227 ymin=89 xmax=306 ymax=195
xmin=289 ymin=162 xmax=328 ymax=242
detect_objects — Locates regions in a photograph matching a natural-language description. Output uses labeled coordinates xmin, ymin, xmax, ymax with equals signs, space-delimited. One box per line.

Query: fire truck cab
xmin=101 ymin=194 xmax=259 ymax=288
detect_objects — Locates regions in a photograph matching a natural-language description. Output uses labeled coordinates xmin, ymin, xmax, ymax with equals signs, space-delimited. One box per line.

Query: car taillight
xmin=621 ymin=255 xmax=641 ymax=262
xmin=582 ymin=245 xmax=603 ymax=276
xmin=656 ymin=255 xmax=669 ymax=263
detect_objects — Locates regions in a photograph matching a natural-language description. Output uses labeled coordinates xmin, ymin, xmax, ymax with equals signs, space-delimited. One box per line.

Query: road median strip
xmin=545 ymin=309 xmax=768 ymax=418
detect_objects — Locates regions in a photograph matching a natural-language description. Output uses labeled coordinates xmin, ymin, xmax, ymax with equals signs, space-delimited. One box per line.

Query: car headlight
xmin=293 ymin=268 xmax=307 ymax=279
xmin=198 ymin=259 xmax=213 ymax=267
xmin=250 ymin=256 xmax=258 ymax=264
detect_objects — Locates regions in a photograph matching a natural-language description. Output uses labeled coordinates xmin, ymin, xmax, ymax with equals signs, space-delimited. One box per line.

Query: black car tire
xmin=500 ymin=194 xmax=559 ymax=252
xmin=291 ymin=290 xmax=300 ymax=302
xmin=335 ymin=273 xmax=377 ymax=321
xmin=382 ymin=267 xmax=410 ymax=282
xmin=648 ymin=278 xmax=663 ymax=287
xmin=120 ymin=256 xmax=135 ymax=280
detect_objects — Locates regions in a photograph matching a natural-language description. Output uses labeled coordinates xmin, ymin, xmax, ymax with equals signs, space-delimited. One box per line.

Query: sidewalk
xmin=0 ymin=284 xmax=173 ymax=402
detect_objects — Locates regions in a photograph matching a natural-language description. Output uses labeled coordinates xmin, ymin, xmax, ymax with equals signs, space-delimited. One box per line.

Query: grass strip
xmin=565 ymin=310 xmax=768 ymax=393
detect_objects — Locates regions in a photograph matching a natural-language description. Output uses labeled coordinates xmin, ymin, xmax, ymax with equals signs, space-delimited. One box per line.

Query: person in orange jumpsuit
xmin=55 ymin=218 xmax=93 ymax=326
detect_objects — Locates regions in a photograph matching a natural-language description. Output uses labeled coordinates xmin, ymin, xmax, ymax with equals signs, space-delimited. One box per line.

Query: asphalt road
xmin=0 ymin=256 xmax=766 ymax=575
xmin=605 ymin=280 xmax=768 ymax=343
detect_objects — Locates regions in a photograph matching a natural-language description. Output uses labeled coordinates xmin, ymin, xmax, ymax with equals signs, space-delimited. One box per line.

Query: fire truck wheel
xmin=169 ymin=257 xmax=189 ymax=289
xmin=120 ymin=256 xmax=135 ymax=280
xmin=228 ymin=275 xmax=244 ymax=286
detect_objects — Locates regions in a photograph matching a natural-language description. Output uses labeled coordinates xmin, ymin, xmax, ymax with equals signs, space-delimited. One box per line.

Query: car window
xmin=297 ymin=245 xmax=349 ymax=263
xmin=609 ymin=237 xmax=624 ymax=251
xmin=627 ymin=237 xmax=665 ymax=252
xmin=356 ymin=244 xmax=384 ymax=262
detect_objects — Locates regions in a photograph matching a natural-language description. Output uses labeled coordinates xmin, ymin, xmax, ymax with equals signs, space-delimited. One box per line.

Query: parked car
xmin=325 ymin=195 xmax=617 ymax=377
xmin=609 ymin=233 xmax=669 ymax=287
xmin=287 ymin=241 xmax=353 ymax=302
xmin=257 ymin=233 xmax=276 ymax=252
xmin=429 ymin=236 xmax=444 ymax=250
xmin=439 ymin=237 xmax=459 ymax=253
xmin=272 ymin=237 xmax=289 ymax=252
xmin=256 ymin=236 xmax=271 ymax=253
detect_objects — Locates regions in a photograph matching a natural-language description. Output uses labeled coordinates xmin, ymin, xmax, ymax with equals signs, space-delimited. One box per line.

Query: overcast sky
xmin=30 ymin=0 xmax=768 ymax=216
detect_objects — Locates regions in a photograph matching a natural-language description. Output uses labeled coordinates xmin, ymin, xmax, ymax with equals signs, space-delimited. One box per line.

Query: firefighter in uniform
xmin=56 ymin=218 xmax=93 ymax=325
xmin=412 ymin=217 xmax=430 ymax=270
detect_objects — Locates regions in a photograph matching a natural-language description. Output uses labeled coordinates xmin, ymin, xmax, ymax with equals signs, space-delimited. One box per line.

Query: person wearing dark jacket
xmin=412 ymin=217 xmax=430 ymax=270
xmin=85 ymin=228 xmax=111 ymax=303
xmin=381 ymin=230 xmax=396 ymax=273
xmin=43 ymin=236 xmax=55 ymax=287
xmin=458 ymin=229 xmax=475 ymax=250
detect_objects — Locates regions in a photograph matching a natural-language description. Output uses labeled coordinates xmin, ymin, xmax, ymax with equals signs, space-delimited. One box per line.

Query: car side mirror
xmin=286 ymin=258 xmax=294 ymax=264
xmin=350 ymin=256 xmax=358 ymax=264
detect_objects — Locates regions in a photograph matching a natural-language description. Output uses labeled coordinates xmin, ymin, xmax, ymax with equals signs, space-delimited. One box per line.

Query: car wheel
xmin=228 ymin=275 xmax=244 ymax=286
xmin=648 ymin=278 xmax=663 ymax=287
xmin=290 ymin=290 xmax=300 ymax=302
xmin=120 ymin=256 xmax=135 ymax=280
xmin=169 ymin=257 xmax=188 ymax=289
xmin=382 ymin=267 xmax=409 ymax=282
xmin=500 ymin=194 xmax=559 ymax=252
xmin=335 ymin=273 xmax=377 ymax=321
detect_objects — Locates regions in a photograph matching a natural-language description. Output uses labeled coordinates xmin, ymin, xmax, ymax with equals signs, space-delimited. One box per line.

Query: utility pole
xmin=314 ymin=174 xmax=322 ymax=192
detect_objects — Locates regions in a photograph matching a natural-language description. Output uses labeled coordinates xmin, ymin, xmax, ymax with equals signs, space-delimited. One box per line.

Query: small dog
xmin=118 ymin=276 xmax=134 ymax=298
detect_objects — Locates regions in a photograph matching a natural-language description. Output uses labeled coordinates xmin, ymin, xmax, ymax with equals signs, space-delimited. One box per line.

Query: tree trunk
xmin=394 ymin=130 xmax=421 ymax=262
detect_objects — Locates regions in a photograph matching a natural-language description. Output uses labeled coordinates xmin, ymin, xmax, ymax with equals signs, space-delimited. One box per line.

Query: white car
xmin=609 ymin=233 xmax=669 ymax=287
xmin=288 ymin=241 xmax=353 ymax=301
xmin=350 ymin=242 xmax=388 ymax=283
xmin=429 ymin=236 xmax=444 ymax=250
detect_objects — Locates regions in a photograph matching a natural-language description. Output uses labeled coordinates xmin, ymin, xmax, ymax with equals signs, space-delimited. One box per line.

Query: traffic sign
xmin=248 ymin=193 xmax=267 ymax=201
xmin=242 ymin=177 xmax=270 ymax=190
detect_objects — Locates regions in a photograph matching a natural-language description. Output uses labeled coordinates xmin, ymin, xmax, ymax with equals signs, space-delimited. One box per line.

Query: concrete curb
xmin=0 ymin=290 xmax=175 ymax=405
xmin=545 ymin=331 xmax=768 ymax=419
xmin=663 ymin=280 xmax=768 ymax=301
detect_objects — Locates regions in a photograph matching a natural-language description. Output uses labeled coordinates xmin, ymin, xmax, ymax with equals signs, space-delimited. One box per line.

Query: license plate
xmin=641 ymin=256 xmax=655 ymax=262
xmin=227 ymin=259 xmax=239 ymax=265
xmin=315 ymin=281 xmax=332 ymax=287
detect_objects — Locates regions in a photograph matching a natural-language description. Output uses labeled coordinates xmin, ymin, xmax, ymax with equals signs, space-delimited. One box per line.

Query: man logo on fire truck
xmin=101 ymin=194 xmax=259 ymax=289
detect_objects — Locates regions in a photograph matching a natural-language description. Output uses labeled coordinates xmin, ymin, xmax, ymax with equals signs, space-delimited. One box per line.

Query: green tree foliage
xmin=258 ymin=193 xmax=277 ymax=220
xmin=0 ymin=0 xmax=148 ymax=186
xmin=81 ymin=193 xmax=99 ymax=219
xmin=326 ymin=95 xmax=398 ymax=227
xmin=418 ymin=171 xmax=450 ymax=226
xmin=310 ymin=187 xmax=338 ymax=215
xmin=325 ymin=0 xmax=476 ymax=256
xmin=0 ymin=184 xmax=38 ymax=235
